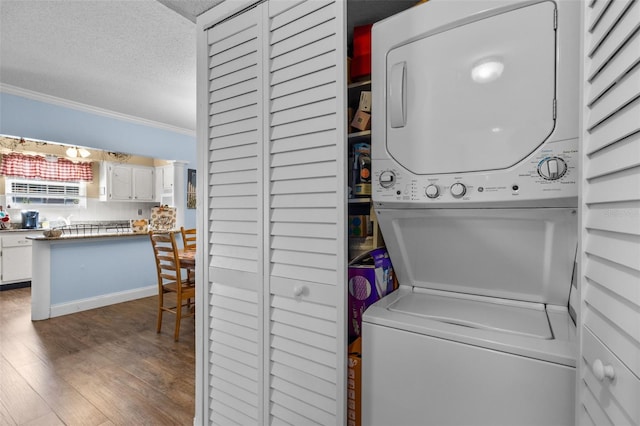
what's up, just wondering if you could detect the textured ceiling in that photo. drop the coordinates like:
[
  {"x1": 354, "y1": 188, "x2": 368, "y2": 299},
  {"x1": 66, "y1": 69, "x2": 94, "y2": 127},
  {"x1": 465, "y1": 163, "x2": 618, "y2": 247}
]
[
  {"x1": 0, "y1": 0, "x2": 414, "y2": 135},
  {"x1": 0, "y1": 0, "x2": 222, "y2": 134}
]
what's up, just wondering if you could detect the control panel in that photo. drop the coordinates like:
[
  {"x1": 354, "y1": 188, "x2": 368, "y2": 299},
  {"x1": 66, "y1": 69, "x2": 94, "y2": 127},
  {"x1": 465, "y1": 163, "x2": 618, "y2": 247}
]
[{"x1": 373, "y1": 138, "x2": 578, "y2": 205}]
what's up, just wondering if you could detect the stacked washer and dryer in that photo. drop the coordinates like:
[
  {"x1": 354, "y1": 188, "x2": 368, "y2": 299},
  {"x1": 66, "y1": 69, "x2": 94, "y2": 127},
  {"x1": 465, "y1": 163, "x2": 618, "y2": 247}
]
[{"x1": 363, "y1": 0, "x2": 580, "y2": 425}]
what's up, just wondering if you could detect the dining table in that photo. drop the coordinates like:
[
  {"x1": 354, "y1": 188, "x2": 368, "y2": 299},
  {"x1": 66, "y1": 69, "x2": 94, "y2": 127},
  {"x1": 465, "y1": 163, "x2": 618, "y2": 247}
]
[{"x1": 178, "y1": 249, "x2": 196, "y2": 269}]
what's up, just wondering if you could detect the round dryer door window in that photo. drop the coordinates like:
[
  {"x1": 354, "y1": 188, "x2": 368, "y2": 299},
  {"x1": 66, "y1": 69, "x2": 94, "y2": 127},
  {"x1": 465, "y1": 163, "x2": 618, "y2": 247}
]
[{"x1": 385, "y1": 2, "x2": 556, "y2": 175}]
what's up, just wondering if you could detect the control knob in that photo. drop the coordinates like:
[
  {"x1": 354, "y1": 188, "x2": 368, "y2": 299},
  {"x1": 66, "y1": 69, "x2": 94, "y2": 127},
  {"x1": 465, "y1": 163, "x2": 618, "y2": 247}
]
[
  {"x1": 425, "y1": 184, "x2": 439, "y2": 199},
  {"x1": 379, "y1": 171, "x2": 396, "y2": 188},
  {"x1": 450, "y1": 182, "x2": 466, "y2": 198},
  {"x1": 538, "y1": 157, "x2": 567, "y2": 180}
]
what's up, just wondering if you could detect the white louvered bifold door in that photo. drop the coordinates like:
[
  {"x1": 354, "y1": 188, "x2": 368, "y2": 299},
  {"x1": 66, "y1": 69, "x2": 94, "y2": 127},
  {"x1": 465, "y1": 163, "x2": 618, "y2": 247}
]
[
  {"x1": 205, "y1": 5, "x2": 265, "y2": 424},
  {"x1": 265, "y1": 1, "x2": 346, "y2": 424},
  {"x1": 579, "y1": 0, "x2": 640, "y2": 424}
]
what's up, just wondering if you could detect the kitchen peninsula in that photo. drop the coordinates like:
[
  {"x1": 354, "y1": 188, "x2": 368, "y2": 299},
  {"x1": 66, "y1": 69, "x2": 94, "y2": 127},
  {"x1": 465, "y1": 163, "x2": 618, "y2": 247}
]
[{"x1": 29, "y1": 231, "x2": 157, "y2": 320}]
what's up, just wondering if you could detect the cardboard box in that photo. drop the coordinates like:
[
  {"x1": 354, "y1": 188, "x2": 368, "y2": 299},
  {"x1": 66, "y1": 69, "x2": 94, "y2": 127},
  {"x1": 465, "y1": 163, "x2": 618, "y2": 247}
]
[
  {"x1": 150, "y1": 206, "x2": 176, "y2": 231},
  {"x1": 347, "y1": 337, "x2": 362, "y2": 426},
  {"x1": 353, "y1": 24, "x2": 373, "y2": 57},
  {"x1": 348, "y1": 247, "x2": 398, "y2": 342},
  {"x1": 351, "y1": 24, "x2": 373, "y2": 80},
  {"x1": 358, "y1": 91, "x2": 371, "y2": 112},
  {"x1": 130, "y1": 218, "x2": 149, "y2": 233},
  {"x1": 351, "y1": 110, "x2": 371, "y2": 131}
]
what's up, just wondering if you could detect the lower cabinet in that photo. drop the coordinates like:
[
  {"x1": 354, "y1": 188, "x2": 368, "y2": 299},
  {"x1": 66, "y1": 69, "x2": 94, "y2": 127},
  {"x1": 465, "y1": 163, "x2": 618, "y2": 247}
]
[{"x1": 1, "y1": 233, "x2": 38, "y2": 284}]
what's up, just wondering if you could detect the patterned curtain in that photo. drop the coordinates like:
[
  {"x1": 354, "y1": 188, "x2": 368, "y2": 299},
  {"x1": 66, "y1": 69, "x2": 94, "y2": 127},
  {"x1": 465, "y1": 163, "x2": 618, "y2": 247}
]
[{"x1": 0, "y1": 153, "x2": 93, "y2": 181}]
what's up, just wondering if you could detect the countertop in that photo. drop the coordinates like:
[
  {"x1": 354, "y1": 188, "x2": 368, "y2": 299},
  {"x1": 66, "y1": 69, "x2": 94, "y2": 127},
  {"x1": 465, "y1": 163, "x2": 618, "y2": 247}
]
[
  {"x1": 28, "y1": 231, "x2": 153, "y2": 241},
  {"x1": 0, "y1": 228, "x2": 46, "y2": 233}
]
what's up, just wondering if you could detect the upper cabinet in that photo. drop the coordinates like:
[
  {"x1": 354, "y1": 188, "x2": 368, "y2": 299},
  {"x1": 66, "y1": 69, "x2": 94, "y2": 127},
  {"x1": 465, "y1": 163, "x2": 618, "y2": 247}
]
[
  {"x1": 155, "y1": 164, "x2": 174, "y2": 205},
  {"x1": 99, "y1": 162, "x2": 155, "y2": 202}
]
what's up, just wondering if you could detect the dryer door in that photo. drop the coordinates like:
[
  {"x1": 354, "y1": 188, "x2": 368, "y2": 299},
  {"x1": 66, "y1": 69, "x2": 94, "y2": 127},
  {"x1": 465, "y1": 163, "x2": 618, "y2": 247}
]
[{"x1": 385, "y1": 1, "x2": 556, "y2": 175}]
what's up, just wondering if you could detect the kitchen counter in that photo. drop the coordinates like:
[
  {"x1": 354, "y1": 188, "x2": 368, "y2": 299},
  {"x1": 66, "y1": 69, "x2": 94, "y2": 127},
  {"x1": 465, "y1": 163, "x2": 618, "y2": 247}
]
[
  {"x1": 0, "y1": 228, "x2": 46, "y2": 233},
  {"x1": 28, "y1": 231, "x2": 151, "y2": 241},
  {"x1": 30, "y1": 231, "x2": 160, "y2": 320}
]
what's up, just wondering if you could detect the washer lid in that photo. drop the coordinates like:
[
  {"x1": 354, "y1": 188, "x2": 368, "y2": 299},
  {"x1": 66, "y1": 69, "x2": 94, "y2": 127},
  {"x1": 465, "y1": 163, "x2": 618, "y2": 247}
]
[
  {"x1": 376, "y1": 208, "x2": 578, "y2": 305},
  {"x1": 388, "y1": 289, "x2": 552, "y2": 339}
]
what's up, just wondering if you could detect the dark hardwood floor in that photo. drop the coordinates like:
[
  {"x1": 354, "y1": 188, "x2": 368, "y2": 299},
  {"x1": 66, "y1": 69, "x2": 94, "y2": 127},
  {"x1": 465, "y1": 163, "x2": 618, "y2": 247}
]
[{"x1": 0, "y1": 287, "x2": 195, "y2": 425}]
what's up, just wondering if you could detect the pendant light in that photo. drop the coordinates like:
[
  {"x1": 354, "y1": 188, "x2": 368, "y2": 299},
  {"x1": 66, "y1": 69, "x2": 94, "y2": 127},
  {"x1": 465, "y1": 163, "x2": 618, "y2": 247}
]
[{"x1": 66, "y1": 146, "x2": 91, "y2": 158}]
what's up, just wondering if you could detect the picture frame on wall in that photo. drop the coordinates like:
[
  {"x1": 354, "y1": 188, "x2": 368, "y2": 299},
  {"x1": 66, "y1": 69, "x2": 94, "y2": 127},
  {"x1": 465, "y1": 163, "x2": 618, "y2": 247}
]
[{"x1": 187, "y1": 169, "x2": 196, "y2": 209}]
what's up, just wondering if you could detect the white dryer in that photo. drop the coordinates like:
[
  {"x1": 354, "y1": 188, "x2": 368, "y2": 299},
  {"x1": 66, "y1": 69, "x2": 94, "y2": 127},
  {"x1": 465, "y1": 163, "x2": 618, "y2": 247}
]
[{"x1": 364, "y1": 0, "x2": 580, "y2": 425}]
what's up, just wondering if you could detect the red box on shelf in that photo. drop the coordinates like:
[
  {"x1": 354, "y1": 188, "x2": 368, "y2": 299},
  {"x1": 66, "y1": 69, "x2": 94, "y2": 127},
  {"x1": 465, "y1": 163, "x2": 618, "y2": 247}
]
[
  {"x1": 350, "y1": 54, "x2": 371, "y2": 80},
  {"x1": 353, "y1": 24, "x2": 373, "y2": 57},
  {"x1": 350, "y1": 24, "x2": 373, "y2": 80}
]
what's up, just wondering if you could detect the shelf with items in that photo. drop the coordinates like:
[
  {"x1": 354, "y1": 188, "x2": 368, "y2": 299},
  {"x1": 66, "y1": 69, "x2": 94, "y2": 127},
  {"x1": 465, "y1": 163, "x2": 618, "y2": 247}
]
[
  {"x1": 347, "y1": 72, "x2": 376, "y2": 260},
  {"x1": 347, "y1": 80, "x2": 372, "y2": 136},
  {"x1": 348, "y1": 204, "x2": 384, "y2": 261}
]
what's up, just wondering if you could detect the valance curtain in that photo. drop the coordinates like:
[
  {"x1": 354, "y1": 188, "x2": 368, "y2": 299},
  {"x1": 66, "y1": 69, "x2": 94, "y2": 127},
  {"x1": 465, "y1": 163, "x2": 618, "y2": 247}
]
[{"x1": 0, "y1": 153, "x2": 93, "y2": 181}]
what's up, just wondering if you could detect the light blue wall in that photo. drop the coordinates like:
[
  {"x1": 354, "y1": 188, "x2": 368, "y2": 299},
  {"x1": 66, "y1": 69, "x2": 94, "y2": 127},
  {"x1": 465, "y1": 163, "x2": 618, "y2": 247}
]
[
  {"x1": 49, "y1": 236, "x2": 156, "y2": 304},
  {"x1": 0, "y1": 92, "x2": 196, "y2": 228}
]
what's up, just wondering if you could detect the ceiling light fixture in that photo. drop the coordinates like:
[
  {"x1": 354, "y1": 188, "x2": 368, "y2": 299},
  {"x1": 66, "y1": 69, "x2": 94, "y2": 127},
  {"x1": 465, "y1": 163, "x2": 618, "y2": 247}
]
[{"x1": 66, "y1": 147, "x2": 91, "y2": 158}]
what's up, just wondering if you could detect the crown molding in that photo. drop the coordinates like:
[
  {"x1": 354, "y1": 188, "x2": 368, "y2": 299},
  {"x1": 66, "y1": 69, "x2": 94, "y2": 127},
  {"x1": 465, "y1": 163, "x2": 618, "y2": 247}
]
[{"x1": 0, "y1": 83, "x2": 195, "y2": 137}]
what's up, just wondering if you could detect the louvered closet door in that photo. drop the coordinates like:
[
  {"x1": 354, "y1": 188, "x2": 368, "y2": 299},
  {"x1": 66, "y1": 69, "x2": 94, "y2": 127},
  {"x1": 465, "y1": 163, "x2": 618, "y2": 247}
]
[
  {"x1": 265, "y1": 1, "x2": 346, "y2": 424},
  {"x1": 579, "y1": 0, "x2": 640, "y2": 424},
  {"x1": 205, "y1": 6, "x2": 264, "y2": 424}
]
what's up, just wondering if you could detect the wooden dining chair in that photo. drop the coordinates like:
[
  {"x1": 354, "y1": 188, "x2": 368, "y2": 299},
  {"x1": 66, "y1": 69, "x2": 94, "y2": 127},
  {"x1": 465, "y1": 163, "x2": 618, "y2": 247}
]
[
  {"x1": 149, "y1": 230, "x2": 195, "y2": 341},
  {"x1": 180, "y1": 226, "x2": 196, "y2": 250},
  {"x1": 180, "y1": 226, "x2": 197, "y2": 281}
]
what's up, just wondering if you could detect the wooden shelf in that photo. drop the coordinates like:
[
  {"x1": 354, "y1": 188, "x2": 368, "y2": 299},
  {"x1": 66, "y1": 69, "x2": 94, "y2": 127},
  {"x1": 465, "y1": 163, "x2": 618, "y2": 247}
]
[
  {"x1": 348, "y1": 197, "x2": 371, "y2": 204},
  {"x1": 348, "y1": 79, "x2": 371, "y2": 90},
  {"x1": 347, "y1": 130, "x2": 371, "y2": 143}
]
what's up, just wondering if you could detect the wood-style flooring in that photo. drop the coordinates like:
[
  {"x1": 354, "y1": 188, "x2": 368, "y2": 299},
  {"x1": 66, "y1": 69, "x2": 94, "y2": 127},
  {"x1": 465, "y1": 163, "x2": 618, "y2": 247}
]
[{"x1": 0, "y1": 287, "x2": 195, "y2": 425}]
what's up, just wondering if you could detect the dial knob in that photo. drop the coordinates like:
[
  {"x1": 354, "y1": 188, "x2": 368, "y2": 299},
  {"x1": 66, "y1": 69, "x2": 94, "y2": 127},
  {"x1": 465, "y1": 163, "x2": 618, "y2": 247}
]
[
  {"x1": 538, "y1": 157, "x2": 567, "y2": 180},
  {"x1": 450, "y1": 183, "x2": 466, "y2": 198},
  {"x1": 379, "y1": 171, "x2": 396, "y2": 188},
  {"x1": 425, "y1": 184, "x2": 439, "y2": 199}
]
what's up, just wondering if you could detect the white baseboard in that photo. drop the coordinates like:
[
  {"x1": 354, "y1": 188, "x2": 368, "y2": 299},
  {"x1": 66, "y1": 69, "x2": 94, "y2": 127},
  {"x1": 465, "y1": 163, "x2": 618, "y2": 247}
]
[{"x1": 49, "y1": 285, "x2": 156, "y2": 318}]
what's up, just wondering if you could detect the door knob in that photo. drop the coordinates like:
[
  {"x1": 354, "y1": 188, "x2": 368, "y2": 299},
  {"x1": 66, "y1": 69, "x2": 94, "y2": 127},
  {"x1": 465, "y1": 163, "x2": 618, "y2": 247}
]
[{"x1": 592, "y1": 358, "x2": 615, "y2": 382}]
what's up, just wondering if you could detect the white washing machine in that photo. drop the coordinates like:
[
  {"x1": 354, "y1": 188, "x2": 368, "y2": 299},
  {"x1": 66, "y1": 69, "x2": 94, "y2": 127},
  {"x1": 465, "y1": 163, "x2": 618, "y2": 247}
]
[{"x1": 364, "y1": 0, "x2": 580, "y2": 425}]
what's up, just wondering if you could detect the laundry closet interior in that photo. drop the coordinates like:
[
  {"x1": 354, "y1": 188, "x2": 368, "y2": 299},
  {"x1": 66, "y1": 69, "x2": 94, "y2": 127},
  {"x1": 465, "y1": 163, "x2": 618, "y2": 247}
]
[{"x1": 195, "y1": 1, "x2": 639, "y2": 425}]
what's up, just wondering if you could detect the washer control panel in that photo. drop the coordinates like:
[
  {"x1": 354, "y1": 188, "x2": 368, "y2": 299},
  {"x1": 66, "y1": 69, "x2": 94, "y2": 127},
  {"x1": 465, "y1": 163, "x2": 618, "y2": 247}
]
[{"x1": 374, "y1": 138, "x2": 578, "y2": 205}]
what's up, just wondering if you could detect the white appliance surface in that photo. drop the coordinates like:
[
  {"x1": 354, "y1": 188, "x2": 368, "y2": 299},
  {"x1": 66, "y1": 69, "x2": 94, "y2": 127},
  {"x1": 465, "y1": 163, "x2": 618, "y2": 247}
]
[
  {"x1": 387, "y1": 289, "x2": 552, "y2": 339},
  {"x1": 386, "y1": 2, "x2": 555, "y2": 175},
  {"x1": 362, "y1": 286, "x2": 576, "y2": 425},
  {"x1": 364, "y1": 0, "x2": 580, "y2": 424},
  {"x1": 376, "y1": 208, "x2": 578, "y2": 304},
  {"x1": 362, "y1": 304, "x2": 576, "y2": 426},
  {"x1": 372, "y1": 0, "x2": 580, "y2": 208}
]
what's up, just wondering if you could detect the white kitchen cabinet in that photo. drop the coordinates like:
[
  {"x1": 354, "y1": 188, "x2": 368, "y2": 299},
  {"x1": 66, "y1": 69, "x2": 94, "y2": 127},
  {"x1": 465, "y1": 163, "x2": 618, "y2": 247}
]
[
  {"x1": 160, "y1": 164, "x2": 173, "y2": 192},
  {"x1": 579, "y1": 1, "x2": 640, "y2": 424},
  {"x1": 132, "y1": 166, "x2": 154, "y2": 201},
  {"x1": 1, "y1": 233, "x2": 39, "y2": 284},
  {"x1": 100, "y1": 162, "x2": 155, "y2": 202},
  {"x1": 155, "y1": 164, "x2": 174, "y2": 205}
]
